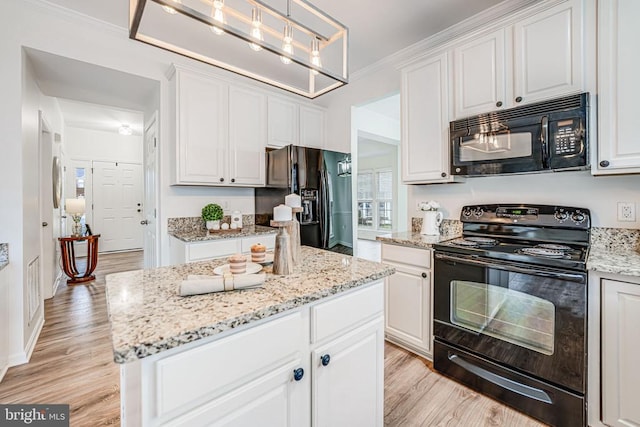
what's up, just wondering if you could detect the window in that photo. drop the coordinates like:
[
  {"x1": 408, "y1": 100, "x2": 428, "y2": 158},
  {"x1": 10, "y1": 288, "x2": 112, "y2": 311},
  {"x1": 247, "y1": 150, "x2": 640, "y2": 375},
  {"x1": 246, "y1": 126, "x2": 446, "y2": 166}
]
[{"x1": 358, "y1": 169, "x2": 393, "y2": 231}]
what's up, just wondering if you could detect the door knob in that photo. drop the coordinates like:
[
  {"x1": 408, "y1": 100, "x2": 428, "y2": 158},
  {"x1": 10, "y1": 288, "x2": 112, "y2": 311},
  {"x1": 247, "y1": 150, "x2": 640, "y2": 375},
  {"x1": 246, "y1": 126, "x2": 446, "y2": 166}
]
[
  {"x1": 140, "y1": 220, "x2": 149, "y2": 225},
  {"x1": 42, "y1": 222, "x2": 48, "y2": 227}
]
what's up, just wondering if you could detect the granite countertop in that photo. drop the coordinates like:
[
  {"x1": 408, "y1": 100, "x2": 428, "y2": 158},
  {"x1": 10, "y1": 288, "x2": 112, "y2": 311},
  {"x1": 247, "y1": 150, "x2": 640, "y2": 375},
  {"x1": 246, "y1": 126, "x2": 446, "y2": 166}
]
[
  {"x1": 376, "y1": 231, "x2": 461, "y2": 249},
  {"x1": 0, "y1": 243, "x2": 8, "y2": 271},
  {"x1": 105, "y1": 246, "x2": 395, "y2": 363},
  {"x1": 169, "y1": 225, "x2": 277, "y2": 243},
  {"x1": 587, "y1": 227, "x2": 640, "y2": 278}
]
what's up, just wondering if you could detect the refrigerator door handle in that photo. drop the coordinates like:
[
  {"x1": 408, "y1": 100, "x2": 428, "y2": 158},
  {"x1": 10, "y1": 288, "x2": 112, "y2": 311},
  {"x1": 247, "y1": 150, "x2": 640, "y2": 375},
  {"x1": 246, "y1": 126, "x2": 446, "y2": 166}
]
[{"x1": 319, "y1": 169, "x2": 330, "y2": 248}]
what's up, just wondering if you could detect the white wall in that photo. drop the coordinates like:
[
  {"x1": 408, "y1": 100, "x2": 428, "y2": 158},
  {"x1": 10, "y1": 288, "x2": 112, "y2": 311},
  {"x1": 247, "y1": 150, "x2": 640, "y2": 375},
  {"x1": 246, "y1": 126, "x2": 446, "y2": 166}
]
[
  {"x1": 409, "y1": 171, "x2": 640, "y2": 228},
  {"x1": 64, "y1": 127, "x2": 143, "y2": 163}
]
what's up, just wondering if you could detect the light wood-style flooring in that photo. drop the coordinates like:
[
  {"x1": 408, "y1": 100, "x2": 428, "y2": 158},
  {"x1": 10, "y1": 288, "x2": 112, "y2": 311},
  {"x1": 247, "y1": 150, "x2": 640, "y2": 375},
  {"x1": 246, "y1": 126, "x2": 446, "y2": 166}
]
[{"x1": 0, "y1": 251, "x2": 546, "y2": 426}]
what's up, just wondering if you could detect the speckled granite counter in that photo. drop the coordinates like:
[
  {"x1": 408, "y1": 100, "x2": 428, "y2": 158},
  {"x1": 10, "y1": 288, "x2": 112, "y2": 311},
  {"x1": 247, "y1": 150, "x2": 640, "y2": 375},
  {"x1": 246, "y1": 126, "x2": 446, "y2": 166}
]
[
  {"x1": 169, "y1": 225, "x2": 276, "y2": 243},
  {"x1": 106, "y1": 246, "x2": 395, "y2": 363},
  {"x1": 0, "y1": 243, "x2": 8, "y2": 271},
  {"x1": 587, "y1": 227, "x2": 640, "y2": 277},
  {"x1": 375, "y1": 219, "x2": 462, "y2": 249}
]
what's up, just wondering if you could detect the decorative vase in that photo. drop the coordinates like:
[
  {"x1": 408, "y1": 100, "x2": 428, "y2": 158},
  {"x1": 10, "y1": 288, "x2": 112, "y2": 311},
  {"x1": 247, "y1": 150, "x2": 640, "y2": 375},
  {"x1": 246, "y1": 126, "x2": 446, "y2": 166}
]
[
  {"x1": 206, "y1": 220, "x2": 221, "y2": 231},
  {"x1": 421, "y1": 211, "x2": 443, "y2": 235}
]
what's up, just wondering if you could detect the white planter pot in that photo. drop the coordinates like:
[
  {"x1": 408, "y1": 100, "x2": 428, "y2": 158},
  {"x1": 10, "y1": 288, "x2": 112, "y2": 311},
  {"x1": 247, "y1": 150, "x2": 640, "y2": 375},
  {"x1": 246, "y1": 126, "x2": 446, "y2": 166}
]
[{"x1": 206, "y1": 220, "x2": 221, "y2": 230}]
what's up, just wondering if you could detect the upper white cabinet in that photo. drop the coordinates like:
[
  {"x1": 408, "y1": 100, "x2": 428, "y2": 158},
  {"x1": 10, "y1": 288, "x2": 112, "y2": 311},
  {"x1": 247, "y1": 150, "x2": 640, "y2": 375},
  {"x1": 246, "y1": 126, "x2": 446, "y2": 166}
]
[
  {"x1": 595, "y1": 0, "x2": 640, "y2": 174},
  {"x1": 267, "y1": 96, "x2": 327, "y2": 149},
  {"x1": 169, "y1": 65, "x2": 266, "y2": 186},
  {"x1": 453, "y1": 29, "x2": 507, "y2": 119},
  {"x1": 401, "y1": 52, "x2": 459, "y2": 184},
  {"x1": 452, "y1": 0, "x2": 584, "y2": 119}
]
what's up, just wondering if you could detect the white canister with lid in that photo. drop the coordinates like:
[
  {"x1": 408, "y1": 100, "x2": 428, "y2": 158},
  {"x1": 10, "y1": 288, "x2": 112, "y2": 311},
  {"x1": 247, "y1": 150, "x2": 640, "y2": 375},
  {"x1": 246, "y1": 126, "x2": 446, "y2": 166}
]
[{"x1": 231, "y1": 210, "x2": 243, "y2": 229}]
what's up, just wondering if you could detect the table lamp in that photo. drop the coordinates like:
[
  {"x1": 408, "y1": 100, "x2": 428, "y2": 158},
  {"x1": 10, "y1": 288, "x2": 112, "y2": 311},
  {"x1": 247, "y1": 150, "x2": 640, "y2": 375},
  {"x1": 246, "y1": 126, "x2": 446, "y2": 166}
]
[{"x1": 66, "y1": 198, "x2": 85, "y2": 236}]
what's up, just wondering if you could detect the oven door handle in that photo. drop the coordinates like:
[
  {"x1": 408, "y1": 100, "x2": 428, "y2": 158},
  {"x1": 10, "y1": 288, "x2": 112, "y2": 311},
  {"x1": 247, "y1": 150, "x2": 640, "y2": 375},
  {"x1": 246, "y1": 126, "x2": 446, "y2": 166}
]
[{"x1": 435, "y1": 253, "x2": 585, "y2": 283}]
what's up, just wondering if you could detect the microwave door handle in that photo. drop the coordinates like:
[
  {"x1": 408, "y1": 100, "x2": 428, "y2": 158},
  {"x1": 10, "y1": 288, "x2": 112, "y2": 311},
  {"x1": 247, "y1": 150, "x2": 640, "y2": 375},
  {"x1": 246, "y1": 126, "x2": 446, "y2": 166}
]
[{"x1": 541, "y1": 116, "x2": 549, "y2": 168}]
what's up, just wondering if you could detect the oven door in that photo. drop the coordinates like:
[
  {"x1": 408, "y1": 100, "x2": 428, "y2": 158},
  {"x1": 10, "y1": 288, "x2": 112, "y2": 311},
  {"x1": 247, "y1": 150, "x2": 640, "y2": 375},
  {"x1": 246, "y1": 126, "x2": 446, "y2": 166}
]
[
  {"x1": 451, "y1": 117, "x2": 545, "y2": 176},
  {"x1": 433, "y1": 251, "x2": 586, "y2": 393}
]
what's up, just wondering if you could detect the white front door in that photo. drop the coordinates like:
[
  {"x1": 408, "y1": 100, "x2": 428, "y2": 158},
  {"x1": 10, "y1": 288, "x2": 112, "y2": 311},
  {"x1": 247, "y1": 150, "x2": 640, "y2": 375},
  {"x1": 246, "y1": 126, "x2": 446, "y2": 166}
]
[
  {"x1": 143, "y1": 113, "x2": 158, "y2": 268},
  {"x1": 92, "y1": 161, "x2": 143, "y2": 252}
]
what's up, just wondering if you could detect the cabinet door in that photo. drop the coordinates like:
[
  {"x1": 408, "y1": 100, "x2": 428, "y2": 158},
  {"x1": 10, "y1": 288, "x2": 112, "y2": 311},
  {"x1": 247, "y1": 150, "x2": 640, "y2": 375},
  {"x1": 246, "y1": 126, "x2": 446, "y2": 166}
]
[
  {"x1": 168, "y1": 360, "x2": 309, "y2": 427},
  {"x1": 453, "y1": 29, "x2": 506, "y2": 119},
  {"x1": 596, "y1": 0, "x2": 640, "y2": 173},
  {"x1": 312, "y1": 318, "x2": 384, "y2": 427},
  {"x1": 385, "y1": 264, "x2": 431, "y2": 357},
  {"x1": 176, "y1": 71, "x2": 227, "y2": 184},
  {"x1": 229, "y1": 86, "x2": 266, "y2": 186},
  {"x1": 268, "y1": 97, "x2": 298, "y2": 148},
  {"x1": 513, "y1": 1, "x2": 583, "y2": 105},
  {"x1": 602, "y1": 279, "x2": 640, "y2": 427},
  {"x1": 299, "y1": 105, "x2": 325, "y2": 149},
  {"x1": 0, "y1": 267, "x2": 8, "y2": 381},
  {"x1": 401, "y1": 53, "x2": 452, "y2": 183}
]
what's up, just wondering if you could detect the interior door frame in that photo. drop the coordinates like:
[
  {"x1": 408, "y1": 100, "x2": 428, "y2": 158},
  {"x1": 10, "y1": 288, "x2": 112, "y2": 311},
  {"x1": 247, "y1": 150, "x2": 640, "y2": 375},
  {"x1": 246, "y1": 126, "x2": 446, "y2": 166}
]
[
  {"x1": 38, "y1": 111, "x2": 55, "y2": 300},
  {"x1": 143, "y1": 111, "x2": 160, "y2": 268}
]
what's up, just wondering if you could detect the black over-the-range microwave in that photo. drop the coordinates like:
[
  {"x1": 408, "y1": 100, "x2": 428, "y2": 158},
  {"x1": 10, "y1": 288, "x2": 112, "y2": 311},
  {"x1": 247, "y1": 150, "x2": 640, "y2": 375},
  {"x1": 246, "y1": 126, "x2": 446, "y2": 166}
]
[{"x1": 449, "y1": 93, "x2": 589, "y2": 176}]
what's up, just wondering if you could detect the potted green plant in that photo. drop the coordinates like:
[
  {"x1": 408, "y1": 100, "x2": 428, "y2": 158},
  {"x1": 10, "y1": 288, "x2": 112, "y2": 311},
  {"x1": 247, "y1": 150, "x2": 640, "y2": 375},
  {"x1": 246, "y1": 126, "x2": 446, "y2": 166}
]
[{"x1": 202, "y1": 203, "x2": 224, "y2": 230}]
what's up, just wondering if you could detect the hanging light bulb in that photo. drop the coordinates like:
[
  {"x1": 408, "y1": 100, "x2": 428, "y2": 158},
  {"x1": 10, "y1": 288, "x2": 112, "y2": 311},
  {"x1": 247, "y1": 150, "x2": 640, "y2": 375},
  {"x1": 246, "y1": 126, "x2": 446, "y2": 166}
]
[
  {"x1": 210, "y1": 0, "x2": 225, "y2": 35},
  {"x1": 280, "y1": 24, "x2": 294, "y2": 64},
  {"x1": 249, "y1": 8, "x2": 263, "y2": 52},
  {"x1": 310, "y1": 38, "x2": 322, "y2": 75},
  {"x1": 161, "y1": 0, "x2": 181, "y2": 15}
]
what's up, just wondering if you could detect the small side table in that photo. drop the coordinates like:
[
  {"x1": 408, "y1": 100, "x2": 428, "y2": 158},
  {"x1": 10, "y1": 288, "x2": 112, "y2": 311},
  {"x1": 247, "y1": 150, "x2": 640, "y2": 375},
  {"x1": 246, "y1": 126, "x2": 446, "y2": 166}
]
[{"x1": 58, "y1": 234, "x2": 100, "y2": 284}]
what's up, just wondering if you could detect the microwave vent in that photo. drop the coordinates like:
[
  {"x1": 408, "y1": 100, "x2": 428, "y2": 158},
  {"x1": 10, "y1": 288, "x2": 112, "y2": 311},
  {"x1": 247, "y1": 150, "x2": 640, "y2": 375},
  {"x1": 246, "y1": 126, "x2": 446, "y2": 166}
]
[{"x1": 451, "y1": 93, "x2": 588, "y2": 132}]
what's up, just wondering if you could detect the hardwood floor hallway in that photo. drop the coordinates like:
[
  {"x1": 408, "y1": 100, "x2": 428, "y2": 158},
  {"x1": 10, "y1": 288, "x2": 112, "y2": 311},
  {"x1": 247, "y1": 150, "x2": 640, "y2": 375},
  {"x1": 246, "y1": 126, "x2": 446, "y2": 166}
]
[{"x1": 0, "y1": 250, "x2": 546, "y2": 426}]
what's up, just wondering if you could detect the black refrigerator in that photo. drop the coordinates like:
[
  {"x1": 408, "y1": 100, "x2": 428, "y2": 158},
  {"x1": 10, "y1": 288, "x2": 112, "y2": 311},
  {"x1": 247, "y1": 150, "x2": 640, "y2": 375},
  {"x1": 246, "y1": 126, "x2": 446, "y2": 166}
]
[{"x1": 255, "y1": 145, "x2": 352, "y2": 251}]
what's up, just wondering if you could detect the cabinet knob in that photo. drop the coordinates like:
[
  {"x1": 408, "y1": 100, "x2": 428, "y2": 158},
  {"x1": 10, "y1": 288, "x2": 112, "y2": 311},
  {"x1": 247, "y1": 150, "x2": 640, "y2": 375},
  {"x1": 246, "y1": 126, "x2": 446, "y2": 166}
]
[
  {"x1": 42, "y1": 222, "x2": 48, "y2": 227},
  {"x1": 599, "y1": 160, "x2": 610, "y2": 168},
  {"x1": 219, "y1": 177, "x2": 225, "y2": 182},
  {"x1": 441, "y1": 172, "x2": 447, "y2": 178},
  {"x1": 137, "y1": 209, "x2": 142, "y2": 213},
  {"x1": 231, "y1": 178, "x2": 235, "y2": 183},
  {"x1": 515, "y1": 96, "x2": 523, "y2": 103},
  {"x1": 421, "y1": 272, "x2": 427, "y2": 278},
  {"x1": 321, "y1": 354, "x2": 331, "y2": 366},
  {"x1": 496, "y1": 101, "x2": 503, "y2": 107},
  {"x1": 140, "y1": 220, "x2": 149, "y2": 225},
  {"x1": 293, "y1": 367, "x2": 304, "y2": 381}
]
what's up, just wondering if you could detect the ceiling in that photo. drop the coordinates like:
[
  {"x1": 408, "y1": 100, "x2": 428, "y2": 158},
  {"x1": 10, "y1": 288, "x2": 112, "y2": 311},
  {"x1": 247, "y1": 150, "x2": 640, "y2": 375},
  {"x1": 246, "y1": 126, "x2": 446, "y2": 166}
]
[
  {"x1": 57, "y1": 99, "x2": 145, "y2": 136},
  {"x1": 43, "y1": 0, "x2": 506, "y2": 73}
]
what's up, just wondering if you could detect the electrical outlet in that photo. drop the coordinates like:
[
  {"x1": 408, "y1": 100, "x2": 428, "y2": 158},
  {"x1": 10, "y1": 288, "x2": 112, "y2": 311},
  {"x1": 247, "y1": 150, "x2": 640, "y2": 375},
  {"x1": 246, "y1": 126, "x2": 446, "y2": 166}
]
[{"x1": 617, "y1": 202, "x2": 636, "y2": 222}]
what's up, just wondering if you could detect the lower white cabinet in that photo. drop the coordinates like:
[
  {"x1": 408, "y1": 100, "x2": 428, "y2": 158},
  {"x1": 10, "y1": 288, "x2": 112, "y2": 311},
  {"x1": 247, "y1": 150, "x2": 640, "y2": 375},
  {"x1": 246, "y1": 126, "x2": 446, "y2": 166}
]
[
  {"x1": 0, "y1": 266, "x2": 9, "y2": 382},
  {"x1": 169, "y1": 234, "x2": 276, "y2": 264},
  {"x1": 382, "y1": 243, "x2": 433, "y2": 359},
  {"x1": 121, "y1": 281, "x2": 384, "y2": 426},
  {"x1": 601, "y1": 278, "x2": 640, "y2": 427}
]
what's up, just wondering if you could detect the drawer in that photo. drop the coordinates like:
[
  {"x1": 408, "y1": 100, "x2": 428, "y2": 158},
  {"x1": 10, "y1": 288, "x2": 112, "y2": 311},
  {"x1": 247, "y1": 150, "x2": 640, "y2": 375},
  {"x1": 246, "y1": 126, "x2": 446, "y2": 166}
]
[
  {"x1": 311, "y1": 281, "x2": 383, "y2": 344},
  {"x1": 382, "y1": 243, "x2": 431, "y2": 268},
  {"x1": 154, "y1": 311, "x2": 304, "y2": 418},
  {"x1": 187, "y1": 239, "x2": 239, "y2": 262},
  {"x1": 241, "y1": 234, "x2": 276, "y2": 253}
]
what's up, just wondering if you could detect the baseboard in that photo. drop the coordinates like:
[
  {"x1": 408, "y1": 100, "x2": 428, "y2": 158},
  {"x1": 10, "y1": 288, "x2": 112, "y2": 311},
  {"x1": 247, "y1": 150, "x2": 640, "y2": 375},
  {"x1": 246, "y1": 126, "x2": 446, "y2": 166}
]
[
  {"x1": 8, "y1": 315, "x2": 44, "y2": 367},
  {"x1": 337, "y1": 240, "x2": 352, "y2": 248},
  {"x1": 0, "y1": 365, "x2": 8, "y2": 383}
]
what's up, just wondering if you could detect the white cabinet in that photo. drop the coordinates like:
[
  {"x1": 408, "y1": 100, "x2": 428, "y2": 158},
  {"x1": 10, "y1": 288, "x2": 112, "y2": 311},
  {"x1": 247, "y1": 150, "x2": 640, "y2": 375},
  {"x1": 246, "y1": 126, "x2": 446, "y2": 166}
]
[
  {"x1": 452, "y1": 0, "x2": 584, "y2": 119},
  {"x1": 381, "y1": 244, "x2": 433, "y2": 359},
  {"x1": 121, "y1": 281, "x2": 384, "y2": 427},
  {"x1": 169, "y1": 234, "x2": 276, "y2": 264},
  {"x1": 453, "y1": 29, "x2": 506, "y2": 118},
  {"x1": 596, "y1": 0, "x2": 640, "y2": 174},
  {"x1": 312, "y1": 320, "x2": 384, "y2": 427},
  {"x1": 601, "y1": 278, "x2": 640, "y2": 427},
  {"x1": 169, "y1": 65, "x2": 266, "y2": 186},
  {"x1": 267, "y1": 96, "x2": 326, "y2": 149},
  {"x1": 401, "y1": 52, "x2": 459, "y2": 184}
]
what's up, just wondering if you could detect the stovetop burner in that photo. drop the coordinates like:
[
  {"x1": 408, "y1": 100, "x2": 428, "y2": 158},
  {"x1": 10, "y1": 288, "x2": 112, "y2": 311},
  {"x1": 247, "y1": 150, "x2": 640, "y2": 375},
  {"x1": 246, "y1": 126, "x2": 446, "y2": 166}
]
[{"x1": 433, "y1": 204, "x2": 591, "y2": 271}]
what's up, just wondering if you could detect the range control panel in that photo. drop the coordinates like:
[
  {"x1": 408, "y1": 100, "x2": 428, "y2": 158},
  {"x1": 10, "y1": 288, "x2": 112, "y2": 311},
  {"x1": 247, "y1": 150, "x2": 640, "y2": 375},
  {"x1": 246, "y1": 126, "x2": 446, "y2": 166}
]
[{"x1": 460, "y1": 204, "x2": 590, "y2": 229}]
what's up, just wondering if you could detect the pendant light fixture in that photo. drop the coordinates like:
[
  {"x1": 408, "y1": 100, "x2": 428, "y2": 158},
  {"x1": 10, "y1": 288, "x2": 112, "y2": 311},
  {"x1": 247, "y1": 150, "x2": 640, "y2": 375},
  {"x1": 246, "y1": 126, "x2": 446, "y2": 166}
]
[{"x1": 129, "y1": 0, "x2": 348, "y2": 99}]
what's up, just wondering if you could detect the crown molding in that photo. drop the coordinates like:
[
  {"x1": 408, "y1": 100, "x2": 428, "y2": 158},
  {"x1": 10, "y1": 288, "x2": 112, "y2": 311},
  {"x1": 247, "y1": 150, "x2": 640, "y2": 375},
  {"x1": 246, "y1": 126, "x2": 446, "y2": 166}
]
[
  {"x1": 351, "y1": 0, "x2": 542, "y2": 81},
  {"x1": 20, "y1": 0, "x2": 128, "y2": 36}
]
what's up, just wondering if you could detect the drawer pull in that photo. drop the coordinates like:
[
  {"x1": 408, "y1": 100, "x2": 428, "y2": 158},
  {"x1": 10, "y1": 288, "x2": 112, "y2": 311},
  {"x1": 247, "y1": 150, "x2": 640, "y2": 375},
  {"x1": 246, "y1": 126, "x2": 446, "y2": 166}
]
[
  {"x1": 293, "y1": 367, "x2": 304, "y2": 381},
  {"x1": 321, "y1": 354, "x2": 331, "y2": 366}
]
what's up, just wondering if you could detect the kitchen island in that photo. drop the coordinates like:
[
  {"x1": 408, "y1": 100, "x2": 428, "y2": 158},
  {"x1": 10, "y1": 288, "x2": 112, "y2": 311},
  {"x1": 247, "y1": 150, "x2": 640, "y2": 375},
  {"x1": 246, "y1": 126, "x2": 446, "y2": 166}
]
[{"x1": 106, "y1": 246, "x2": 394, "y2": 426}]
